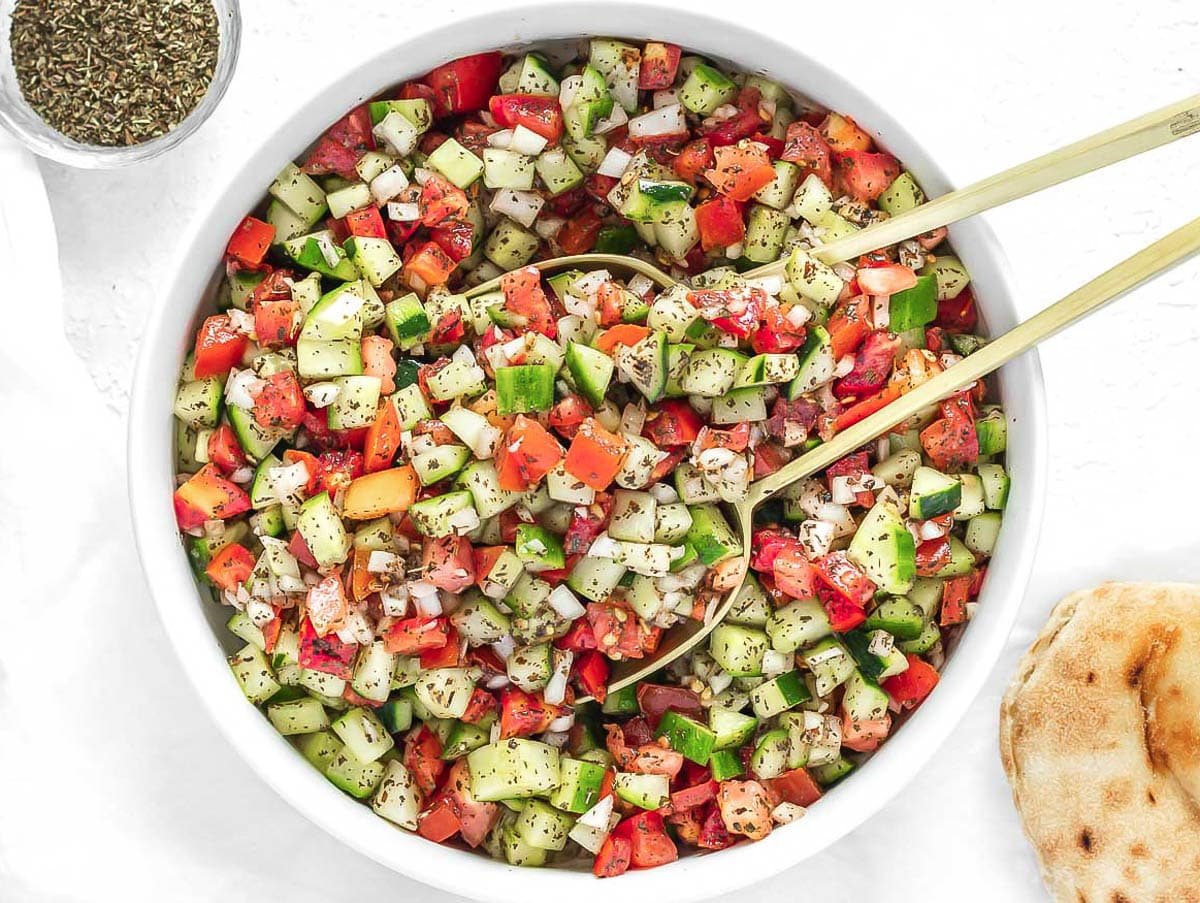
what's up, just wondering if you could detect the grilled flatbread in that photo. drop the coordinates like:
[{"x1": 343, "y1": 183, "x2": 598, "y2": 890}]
[{"x1": 999, "y1": 582, "x2": 1200, "y2": 902}]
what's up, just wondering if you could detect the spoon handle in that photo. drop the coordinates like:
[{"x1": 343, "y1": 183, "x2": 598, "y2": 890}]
[
  {"x1": 747, "y1": 94, "x2": 1200, "y2": 278},
  {"x1": 748, "y1": 214, "x2": 1200, "y2": 507}
]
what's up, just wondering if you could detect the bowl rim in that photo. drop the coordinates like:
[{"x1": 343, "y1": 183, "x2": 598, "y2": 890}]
[{"x1": 128, "y1": 4, "x2": 1046, "y2": 900}]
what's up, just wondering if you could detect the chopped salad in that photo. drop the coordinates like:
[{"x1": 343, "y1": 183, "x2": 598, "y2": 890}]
[{"x1": 172, "y1": 37, "x2": 1010, "y2": 876}]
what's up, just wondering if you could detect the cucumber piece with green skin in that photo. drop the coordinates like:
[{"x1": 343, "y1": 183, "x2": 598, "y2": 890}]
[
  {"x1": 483, "y1": 218, "x2": 541, "y2": 269},
  {"x1": 516, "y1": 53, "x2": 560, "y2": 96},
  {"x1": 865, "y1": 596, "x2": 926, "y2": 641},
  {"x1": 653, "y1": 503, "x2": 693, "y2": 545},
  {"x1": 391, "y1": 383, "x2": 431, "y2": 430},
  {"x1": 750, "y1": 728, "x2": 791, "y2": 780},
  {"x1": 743, "y1": 204, "x2": 790, "y2": 262},
  {"x1": 753, "y1": 162, "x2": 802, "y2": 213},
  {"x1": 620, "y1": 179, "x2": 694, "y2": 223},
  {"x1": 685, "y1": 505, "x2": 742, "y2": 566},
  {"x1": 600, "y1": 683, "x2": 639, "y2": 715},
  {"x1": 549, "y1": 758, "x2": 606, "y2": 813},
  {"x1": 267, "y1": 201, "x2": 317, "y2": 249},
  {"x1": 767, "y1": 598, "x2": 833, "y2": 652},
  {"x1": 565, "y1": 341, "x2": 614, "y2": 408},
  {"x1": 302, "y1": 282, "x2": 367, "y2": 342},
  {"x1": 174, "y1": 378, "x2": 223, "y2": 428},
  {"x1": 332, "y1": 707, "x2": 395, "y2": 764},
  {"x1": 296, "y1": 338, "x2": 363, "y2": 380},
  {"x1": 679, "y1": 347, "x2": 746, "y2": 397},
  {"x1": 229, "y1": 644, "x2": 280, "y2": 704},
  {"x1": 709, "y1": 706, "x2": 758, "y2": 750},
  {"x1": 793, "y1": 172, "x2": 833, "y2": 224},
  {"x1": 267, "y1": 697, "x2": 330, "y2": 736},
  {"x1": 412, "y1": 445, "x2": 471, "y2": 486},
  {"x1": 377, "y1": 698, "x2": 413, "y2": 734},
  {"x1": 451, "y1": 594, "x2": 513, "y2": 643},
  {"x1": 888, "y1": 274, "x2": 938, "y2": 332},
  {"x1": 368, "y1": 97, "x2": 432, "y2": 130},
  {"x1": 270, "y1": 162, "x2": 328, "y2": 226},
  {"x1": 976, "y1": 409, "x2": 1008, "y2": 454},
  {"x1": 842, "y1": 669, "x2": 890, "y2": 723},
  {"x1": 710, "y1": 387, "x2": 768, "y2": 425},
  {"x1": 613, "y1": 772, "x2": 670, "y2": 810},
  {"x1": 384, "y1": 292, "x2": 431, "y2": 349},
  {"x1": 505, "y1": 571, "x2": 553, "y2": 618},
  {"x1": 516, "y1": 799, "x2": 575, "y2": 852},
  {"x1": 978, "y1": 463, "x2": 1010, "y2": 510},
  {"x1": 501, "y1": 824, "x2": 548, "y2": 867},
  {"x1": 726, "y1": 574, "x2": 771, "y2": 627},
  {"x1": 787, "y1": 325, "x2": 835, "y2": 398},
  {"x1": 847, "y1": 500, "x2": 916, "y2": 595},
  {"x1": 227, "y1": 404, "x2": 285, "y2": 463},
  {"x1": 325, "y1": 748, "x2": 386, "y2": 799},
  {"x1": 495, "y1": 363, "x2": 557, "y2": 415},
  {"x1": 966, "y1": 511, "x2": 1002, "y2": 555},
  {"x1": 750, "y1": 670, "x2": 812, "y2": 719},
  {"x1": 534, "y1": 147, "x2": 585, "y2": 197},
  {"x1": 708, "y1": 747, "x2": 745, "y2": 781},
  {"x1": 664, "y1": 343, "x2": 694, "y2": 397},
  {"x1": 909, "y1": 466, "x2": 963, "y2": 519},
  {"x1": 567, "y1": 556, "x2": 626, "y2": 602},
  {"x1": 616, "y1": 329, "x2": 668, "y2": 403},
  {"x1": 326, "y1": 182, "x2": 372, "y2": 220},
  {"x1": 934, "y1": 536, "x2": 977, "y2": 578},
  {"x1": 457, "y1": 460, "x2": 520, "y2": 519},
  {"x1": 801, "y1": 637, "x2": 856, "y2": 696},
  {"x1": 710, "y1": 624, "x2": 769, "y2": 677},
  {"x1": 370, "y1": 760, "x2": 422, "y2": 830},
  {"x1": 655, "y1": 710, "x2": 717, "y2": 765},
  {"x1": 441, "y1": 721, "x2": 491, "y2": 760},
  {"x1": 839, "y1": 629, "x2": 887, "y2": 681},
  {"x1": 297, "y1": 730, "x2": 343, "y2": 771},
  {"x1": 921, "y1": 255, "x2": 971, "y2": 301},
  {"x1": 679, "y1": 63, "x2": 737, "y2": 115},
  {"x1": 897, "y1": 619, "x2": 941, "y2": 655},
  {"x1": 408, "y1": 490, "x2": 476, "y2": 538},
  {"x1": 297, "y1": 492, "x2": 351, "y2": 568},
  {"x1": 593, "y1": 224, "x2": 639, "y2": 254},
  {"x1": 953, "y1": 473, "x2": 987, "y2": 521},
  {"x1": 514, "y1": 524, "x2": 566, "y2": 572},
  {"x1": 326, "y1": 375, "x2": 382, "y2": 430},
  {"x1": 564, "y1": 65, "x2": 614, "y2": 141},
  {"x1": 950, "y1": 333, "x2": 987, "y2": 356},
  {"x1": 468, "y1": 739, "x2": 561, "y2": 801},
  {"x1": 877, "y1": 171, "x2": 926, "y2": 216},
  {"x1": 737, "y1": 353, "x2": 802, "y2": 388},
  {"x1": 282, "y1": 231, "x2": 360, "y2": 281}
]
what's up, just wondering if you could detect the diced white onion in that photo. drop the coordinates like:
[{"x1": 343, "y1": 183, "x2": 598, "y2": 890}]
[
  {"x1": 746, "y1": 275, "x2": 785, "y2": 297},
  {"x1": 652, "y1": 89, "x2": 679, "y2": 109},
  {"x1": 725, "y1": 242, "x2": 744, "y2": 259},
  {"x1": 772, "y1": 802, "x2": 806, "y2": 825},
  {"x1": 230, "y1": 465, "x2": 254, "y2": 485},
  {"x1": 648, "y1": 482, "x2": 679, "y2": 504},
  {"x1": 830, "y1": 475, "x2": 856, "y2": 505},
  {"x1": 225, "y1": 368, "x2": 263, "y2": 410},
  {"x1": 387, "y1": 201, "x2": 421, "y2": 222},
  {"x1": 370, "y1": 165, "x2": 410, "y2": 204},
  {"x1": 380, "y1": 585, "x2": 409, "y2": 617},
  {"x1": 620, "y1": 403, "x2": 646, "y2": 438},
  {"x1": 833, "y1": 354, "x2": 855, "y2": 378},
  {"x1": 597, "y1": 145, "x2": 633, "y2": 179},
  {"x1": 762, "y1": 649, "x2": 792, "y2": 677},
  {"x1": 548, "y1": 585, "x2": 586, "y2": 620},
  {"x1": 368, "y1": 550, "x2": 401, "y2": 574},
  {"x1": 872, "y1": 295, "x2": 891, "y2": 330},
  {"x1": 543, "y1": 651, "x2": 574, "y2": 705},
  {"x1": 410, "y1": 581, "x2": 442, "y2": 617},
  {"x1": 786, "y1": 305, "x2": 812, "y2": 329},
  {"x1": 510, "y1": 124, "x2": 549, "y2": 155},
  {"x1": 588, "y1": 534, "x2": 621, "y2": 559},
  {"x1": 315, "y1": 233, "x2": 341, "y2": 269},
  {"x1": 534, "y1": 215, "x2": 565, "y2": 240},
  {"x1": 797, "y1": 519, "x2": 836, "y2": 558},
  {"x1": 577, "y1": 794, "x2": 615, "y2": 830},
  {"x1": 627, "y1": 274, "x2": 655, "y2": 298},
  {"x1": 487, "y1": 128, "x2": 514, "y2": 149},
  {"x1": 227, "y1": 308, "x2": 255, "y2": 335},
  {"x1": 412, "y1": 167, "x2": 435, "y2": 186},
  {"x1": 303, "y1": 381, "x2": 340, "y2": 408},
  {"x1": 708, "y1": 669, "x2": 733, "y2": 695},
  {"x1": 491, "y1": 635, "x2": 516, "y2": 661},
  {"x1": 627, "y1": 103, "x2": 687, "y2": 140},
  {"x1": 558, "y1": 75, "x2": 584, "y2": 111},
  {"x1": 489, "y1": 188, "x2": 544, "y2": 228},
  {"x1": 372, "y1": 111, "x2": 419, "y2": 157},
  {"x1": 592, "y1": 104, "x2": 628, "y2": 135}
]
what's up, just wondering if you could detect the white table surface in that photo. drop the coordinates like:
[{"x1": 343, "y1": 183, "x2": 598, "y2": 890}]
[{"x1": 3, "y1": 1, "x2": 1199, "y2": 899}]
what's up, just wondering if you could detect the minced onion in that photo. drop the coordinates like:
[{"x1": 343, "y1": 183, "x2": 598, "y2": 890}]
[
  {"x1": 548, "y1": 585, "x2": 586, "y2": 620},
  {"x1": 303, "y1": 381, "x2": 340, "y2": 408},
  {"x1": 534, "y1": 214, "x2": 565, "y2": 240},
  {"x1": 487, "y1": 128, "x2": 514, "y2": 149},
  {"x1": 652, "y1": 89, "x2": 679, "y2": 109},
  {"x1": 628, "y1": 103, "x2": 687, "y2": 139},
  {"x1": 225, "y1": 368, "x2": 263, "y2": 410},
  {"x1": 489, "y1": 188, "x2": 544, "y2": 228},
  {"x1": 370, "y1": 164, "x2": 409, "y2": 204},
  {"x1": 597, "y1": 145, "x2": 633, "y2": 178},
  {"x1": 510, "y1": 124, "x2": 548, "y2": 155},
  {"x1": 387, "y1": 201, "x2": 421, "y2": 222}
]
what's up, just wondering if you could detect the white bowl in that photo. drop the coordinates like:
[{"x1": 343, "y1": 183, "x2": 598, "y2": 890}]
[{"x1": 128, "y1": 4, "x2": 1046, "y2": 900}]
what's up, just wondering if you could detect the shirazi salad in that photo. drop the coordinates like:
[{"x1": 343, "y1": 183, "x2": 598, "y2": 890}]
[{"x1": 172, "y1": 36, "x2": 1012, "y2": 876}]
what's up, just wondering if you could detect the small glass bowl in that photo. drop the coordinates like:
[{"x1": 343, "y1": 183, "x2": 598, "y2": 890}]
[{"x1": 0, "y1": 0, "x2": 241, "y2": 168}]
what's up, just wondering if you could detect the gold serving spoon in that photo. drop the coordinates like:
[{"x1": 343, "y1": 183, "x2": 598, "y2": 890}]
[
  {"x1": 465, "y1": 94, "x2": 1200, "y2": 300},
  {"x1": 463, "y1": 94, "x2": 1200, "y2": 700}
]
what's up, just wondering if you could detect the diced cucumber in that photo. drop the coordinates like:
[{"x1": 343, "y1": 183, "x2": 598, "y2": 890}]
[
  {"x1": 609, "y1": 490, "x2": 658, "y2": 544},
  {"x1": 496, "y1": 363, "x2": 556, "y2": 414},
  {"x1": 679, "y1": 347, "x2": 744, "y2": 397},
  {"x1": 615, "y1": 329, "x2": 668, "y2": 402},
  {"x1": 711, "y1": 387, "x2": 768, "y2": 424},
  {"x1": 370, "y1": 760, "x2": 421, "y2": 829},
  {"x1": 296, "y1": 338, "x2": 363, "y2": 379},
  {"x1": 325, "y1": 747, "x2": 386, "y2": 798},
  {"x1": 750, "y1": 670, "x2": 811, "y2": 719},
  {"x1": 516, "y1": 799, "x2": 575, "y2": 852},
  {"x1": 709, "y1": 624, "x2": 768, "y2": 677},
  {"x1": 614, "y1": 772, "x2": 670, "y2": 810},
  {"x1": 451, "y1": 594, "x2": 513, "y2": 644},
  {"x1": 368, "y1": 98, "x2": 433, "y2": 130},
  {"x1": 864, "y1": 596, "x2": 926, "y2": 641},
  {"x1": 484, "y1": 218, "x2": 540, "y2": 270},
  {"x1": 229, "y1": 644, "x2": 281, "y2": 704},
  {"x1": 412, "y1": 444, "x2": 471, "y2": 486},
  {"x1": 515, "y1": 53, "x2": 560, "y2": 96},
  {"x1": 457, "y1": 460, "x2": 520, "y2": 519},
  {"x1": 754, "y1": 161, "x2": 802, "y2": 212},
  {"x1": 679, "y1": 63, "x2": 737, "y2": 115},
  {"x1": 351, "y1": 640, "x2": 397, "y2": 703},
  {"x1": 268, "y1": 697, "x2": 330, "y2": 736},
  {"x1": 873, "y1": 449, "x2": 922, "y2": 489},
  {"x1": 282, "y1": 231, "x2": 360, "y2": 281},
  {"x1": 750, "y1": 729, "x2": 790, "y2": 780},
  {"x1": 483, "y1": 148, "x2": 536, "y2": 190},
  {"x1": 793, "y1": 172, "x2": 833, "y2": 223},
  {"x1": 535, "y1": 147, "x2": 585, "y2": 197},
  {"x1": 442, "y1": 721, "x2": 491, "y2": 760},
  {"x1": 345, "y1": 236, "x2": 402, "y2": 288},
  {"x1": 515, "y1": 525, "x2": 565, "y2": 572},
  {"x1": 727, "y1": 575, "x2": 771, "y2": 627},
  {"x1": 921, "y1": 255, "x2": 971, "y2": 301},
  {"x1": 709, "y1": 706, "x2": 758, "y2": 750},
  {"x1": 674, "y1": 463, "x2": 720, "y2": 504},
  {"x1": 425, "y1": 357, "x2": 487, "y2": 402},
  {"x1": 332, "y1": 707, "x2": 395, "y2": 764},
  {"x1": 549, "y1": 758, "x2": 606, "y2": 814},
  {"x1": 788, "y1": 325, "x2": 835, "y2": 397},
  {"x1": 965, "y1": 511, "x2": 1002, "y2": 555},
  {"x1": 877, "y1": 171, "x2": 926, "y2": 216},
  {"x1": 976, "y1": 409, "x2": 1008, "y2": 455},
  {"x1": 228, "y1": 404, "x2": 285, "y2": 463},
  {"x1": 565, "y1": 341, "x2": 614, "y2": 408},
  {"x1": 786, "y1": 248, "x2": 843, "y2": 307},
  {"x1": 468, "y1": 739, "x2": 561, "y2": 801},
  {"x1": 297, "y1": 730, "x2": 343, "y2": 771},
  {"x1": 653, "y1": 503, "x2": 693, "y2": 544},
  {"x1": 888, "y1": 274, "x2": 938, "y2": 332},
  {"x1": 414, "y1": 667, "x2": 477, "y2": 719},
  {"x1": 953, "y1": 473, "x2": 987, "y2": 521},
  {"x1": 978, "y1": 463, "x2": 1010, "y2": 510},
  {"x1": 426, "y1": 137, "x2": 484, "y2": 188},
  {"x1": 392, "y1": 383, "x2": 431, "y2": 430},
  {"x1": 685, "y1": 504, "x2": 742, "y2": 566},
  {"x1": 326, "y1": 375, "x2": 382, "y2": 430},
  {"x1": 909, "y1": 466, "x2": 963, "y2": 519},
  {"x1": 173, "y1": 378, "x2": 223, "y2": 428},
  {"x1": 801, "y1": 637, "x2": 856, "y2": 696},
  {"x1": 567, "y1": 556, "x2": 627, "y2": 602},
  {"x1": 709, "y1": 747, "x2": 745, "y2": 781},
  {"x1": 270, "y1": 162, "x2": 328, "y2": 226},
  {"x1": 847, "y1": 500, "x2": 916, "y2": 595},
  {"x1": 297, "y1": 492, "x2": 351, "y2": 567},
  {"x1": 656, "y1": 709, "x2": 717, "y2": 765},
  {"x1": 842, "y1": 669, "x2": 889, "y2": 722}
]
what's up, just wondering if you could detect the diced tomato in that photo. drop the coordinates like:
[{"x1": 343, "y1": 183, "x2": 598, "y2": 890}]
[
  {"x1": 856, "y1": 262, "x2": 917, "y2": 297},
  {"x1": 832, "y1": 383, "x2": 902, "y2": 434},
  {"x1": 494, "y1": 414, "x2": 564, "y2": 491},
  {"x1": 456, "y1": 119, "x2": 494, "y2": 155},
  {"x1": 920, "y1": 397, "x2": 979, "y2": 472},
  {"x1": 915, "y1": 537, "x2": 952, "y2": 576},
  {"x1": 643, "y1": 399, "x2": 703, "y2": 447},
  {"x1": 751, "y1": 304, "x2": 806, "y2": 354},
  {"x1": 302, "y1": 106, "x2": 375, "y2": 179},
  {"x1": 173, "y1": 465, "x2": 251, "y2": 530},
  {"x1": 420, "y1": 626, "x2": 462, "y2": 669},
  {"x1": 936, "y1": 286, "x2": 979, "y2": 333},
  {"x1": 287, "y1": 530, "x2": 320, "y2": 569},
  {"x1": 820, "y1": 112, "x2": 872, "y2": 152},
  {"x1": 460, "y1": 688, "x2": 497, "y2": 724},
  {"x1": 695, "y1": 422, "x2": 751, "y2": 453},
  {"x1": 488, "y1": 93, "x2": 563, "y2": 143},
  {"x1": 635, "y1": 683, "x2": 702, "y2": 729},
  {"x1": 587, "y1": 601, "x2": 646, "y2": 661},
  {"x1": 383, "y1": 616, "x2": 450, "y2": 654},
  {"x1": 766, "y1": 768, "x2": 823, "y2": 807},
  {"x1": 498, "y1": 686, "x2": 564, "y2": 739},
  {"x1": 813, "y1": 551, "x2": 874, "y2": 630},
  {"x1": 306, "y1": 574, "x2": 349, "y2": 636},
  {"x1": 882, "y1": 654, "x2": 941, "y2": 709},
  {"x1": 697, "y1": 803, "x2": 734, "y2": 849},
  {"x1": 694, "y1": 196, "x2": 746, "y2": 252},
  {"x1": 585, "y1": 172, "x2": 620, "y2": 202},
  {"x1": 556, "y1": 617, "x2": 599, "y2": 652},
  {"x1": 616, "y1": 810, "x2": 678, "y2": 868},
  {"x1": 417, "y1": 794, "x2": 462, "y2": 842},
  {"x1": 422, "y1": 52, "x2": 504, "y2": 117},
  {"x1": 841, "y1": 714, "x2": 891, "y2": 751},
  {"x1": 254, "y1": 298, "x2": 301, "y2": 349},
  {"x1": 835, "y1": 330, "x2": 901, "y2": 399},
  {"x1": 403, "y1": 240, "x2": 457, "y2": 287},
  {"x1": 716, "y1": 780, "x2": 773, "y2": 840},
  {"x1": 422, "y1": 534, "x2": 475, "y2": 593},
  {"x1": 547, "y1": 393, "x2": 592, "y2": 441},
  {"x1": 558, "y1": 206, "x2": 604, "y2": 255},
  {"x1": 252, "y1": 369, "x2": 305, "y2": 431},
  {"x1": 752, "y1": 442, "x2": 790, "y2": 479},
  {"x1": 575, "y1": 650, "x2": 610, "y2": 702},
  {"x1": 225, "y1": 216, "x2": 274, "y2": 267},
  {"x1": 773, "y1": 545, "x2": 817, "y2": 600},
  {"x1": 701, "y1": 107, "x2": 763, "y2": 148},
  {"x1": 638, "y1": 42, "x2": 682, "y2": 89},
  {"x1": 193, "y1": 314, "x2": 248, "y2": 379},
  {"x1": 594, "y1": 323, "x2": 649, "y2": 354},
  {"x1": 750, "y1": 528, "x2": 800, "y2": 573},
  {"x1": 781, "y1": 121, "x2": 833, "y2": 185},
  {"x1": 429, "y1": 220, "x2": 475, "y2": 262},
  {"x1": 500, "y1": 266, "x2": 556, "y2": 337},
  {"x1": 547, "y1": 184, "x2": 587, "y2": 217},
  {"x1": 316, "y1": 449, "x2": 365, "y2": 493},
  {"x1": 443, "y1": 759, "x2": 498, "y2": 847},
  {"x1": 648, "y1": 447, "x2": 686, "y2": 484},
  {"x1": 420, "y1": 173, "x2": 471, "y2": 228},
  {"x1": 204, "y1": 542, "x2": 255, "y2": 592},
  {"x1": 404, "y1": 725, "x2": 446, "y2": 795},
  {"x1": 593, "y1": 833, "x2": 632, "y2": 878},
  {"x1": 826, "y1": 295, "x2": 872, "y2": 359},
  {"x1": 940, "y1": 574, "x2": 973, "y2": 626},
  {"x1": 344, "y1": 205, "x2": 387, "y2": 239},
  {"x1": 673, "y1": 137, "x2": 714, "y2": 183},
  {"x1": 670, "y1": 778, "x2": 718, "y2": 813},
  {"x1": 705, "y1": 141, "x2": 776, "y2": 201},
  {"x1": 832, "y1": 150, "x2": 901, "y2": 202},
  {"x1": 564, "y1": 418, "x2": 628, "y2": 491},
  {"x1": 362, "y1": 400, "x2": 401, "y2": 474},
  {"x1": 205, "y1": 423, "x2": 247, "y2": 475},
  {"x1": 297, "y1": 617, "x2": 357, "y2": 679}
]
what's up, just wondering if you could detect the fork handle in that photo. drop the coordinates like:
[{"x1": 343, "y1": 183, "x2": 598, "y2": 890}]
[
  {"x1": 748, "y1": 214, "x2": 1200, "y2": 506},
  {"x1": 747, "y1": 93, "x2": 1200, "y2": 277}
]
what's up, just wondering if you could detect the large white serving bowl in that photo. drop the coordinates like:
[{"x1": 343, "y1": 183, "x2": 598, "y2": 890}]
[{"x1": 128, "y1": 4, "x2": 1046, "y2": 900}]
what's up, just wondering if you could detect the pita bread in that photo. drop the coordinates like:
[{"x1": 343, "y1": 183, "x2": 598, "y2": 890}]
[{"x1": 1000, "y1": 583, "x2": 1200, "y2": 902}]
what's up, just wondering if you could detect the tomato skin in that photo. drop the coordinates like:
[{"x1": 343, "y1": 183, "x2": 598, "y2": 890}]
[
  {"x1": 500, "y1": 266, "x2": 556, "y2": 337},
  {"x1": 558, "y1": 206, "x2": 604, "y2": 255},
  {"x1": 832, "y1": 150, "x2": 902, "y2": 202},
  {"x1": 750, "y1": 528, "x2": 800, "y2": 573},
  {"x1": 642, "y1": 399, "x2": 703, "y2": 447},
  {"x1": 420, "y1": 626, "x2": 463, "y2": 669},
  {"x1": 812, "y1": 551, "x2": 875, "y2": 631},
  {"x1": 940, "y1": 574, "x2": 973, "y2": 626},
  {"x1": 344, "y1": 205, "x2": 387, "y2": 239},
  {"x1": 225, "y1": 216, "x2": 274, "y2": 267},
  {"x1": 383, "y1": 616, "x2": 450, "y2": 655},
  {"x1": 403, "y1": 241, "x2": 457, "y2": 287},
  {"x1": 616, "y1": 810, "x2": 679, "y2": 868},
  {"x1": 488, "y1": 93, "x2": 564, "y2": 143},
  {"x1": 920, "y1": 394, "x2": 980, "y2": 472},
  {"x1": 206, "y1": 423, "x2": 247, "y2": 474},
  {"x1": 820, "y1": 112, "x2": 872, "y2": 152},
  {"x1": 253, "y1": 369, "x2": 306, "y2": 431},
  {"x1": 936, "y1": 286, "x2": 979, "y2": 333},
  {"x1": 363, "y1": 399, "x2": 401, "y2": 473},
  {"x1": 673, "y1": 137, "x2": 713, "y2": 183},
  {"x1": 193, "y1": 314, "x2": 248, "y2": 378},
  {"x1": 429, "y1": 220, "x2": 474, "y2": 262},
  {"x1": 705, "y1": 142, "x2": 776, "y2": 201},
  {"x1": 593, "y1": 834, "x2": 632, "y2": 878},
  {"x1": 773, "y1": 546, "x2": 817, "y2": 600},
  {"x1": 638, "y1": 42, "x2": 682, "y2": 89},
  {"x1": 694, "y1": 196, "x2": 746, "y2": 252},
  {"x1": 781, "y1": 121, "x2": 833, "y2": 185},
  {"x1": 404, "y1": 725, "x2": 446, "y2": 795},
  {"x1": 564, "y1": 418, "x2": 628, "y2": 491},
  {"x1": 635, "y1": 683, "x2": 702, "y2": 729},
  {"x1": 883, "y1": 654, "x2": 941, "y2": 709},
  {"x1": 574, "y1": 650, "x2": 611, "y2": 702},
  {"x1": 204, "y1": 542, "x2": 255, "y2": 592},
  {"x1": 417, "y1": 794, "x2": 462, "y2": 842},
  {"x1": 494, "y1": 415, "x2": 564, "y2": 491},
  {"x1": 254, "y1": 298, "x2": 301, "y2": 349},
  {"x1": 173, "y1": 465, "x2": 251, "y2": 529},
  {"x1": 302, "y1": 106, "x2": 375, "y2": 179},
  {"x1": 297, "y1": 617, "x2": 357, "y2": 679},
  {"x1": 422, "y1": 534, "x2": 476, "y2": 593},
  {"x1": 835, "y1": 330, "x2": 902, "y2": 399},
  {"x1": 460, "y1": 687, "x2": 498, "y2": 724},
  {"x1": 697, "y1": 804, "x2": 734, "y2": 849},
  {"x1": 423, "y1": 52, "x2": 503, "y2": 117},
  {"x1": 766, "y1": 768, "x2": 823, "y2": 807},
  {"x1": 498, "y1": 686, "x2": 564, "y2": 739},
  {"x1": 547, "y1": 393, "x2": 592, "y2": 441},
  {"x1": 826, "y1": 295, "x2": 873, "y2": 359},
  {"x1": 420, "y1": 173, "x2": 471, "y2": 228}
]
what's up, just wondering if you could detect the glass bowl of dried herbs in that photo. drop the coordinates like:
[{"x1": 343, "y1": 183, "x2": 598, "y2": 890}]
[{"x1": 0, "y1": 0, "x2": 241, "y2": 168}]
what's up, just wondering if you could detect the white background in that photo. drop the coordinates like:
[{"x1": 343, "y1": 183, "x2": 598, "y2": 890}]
[{"x1": 2, "y1": 0, "x2": 1199, "y2": 900}]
